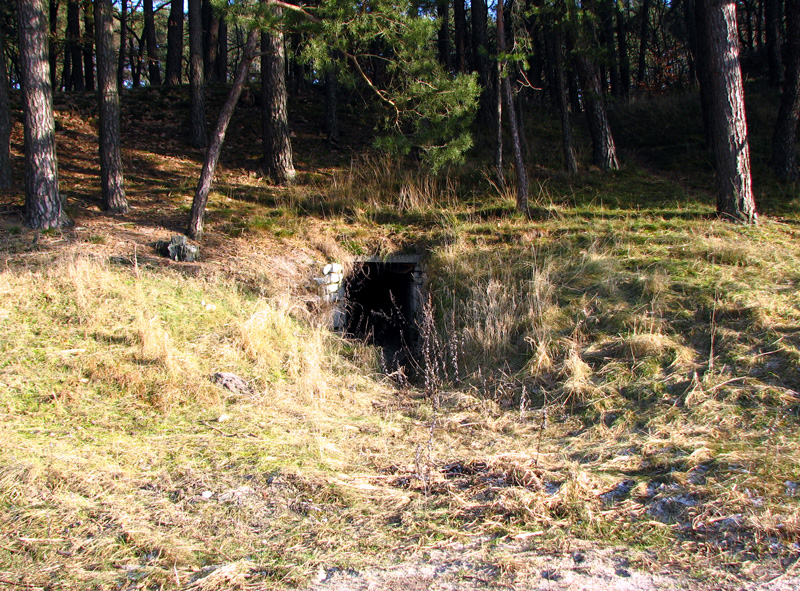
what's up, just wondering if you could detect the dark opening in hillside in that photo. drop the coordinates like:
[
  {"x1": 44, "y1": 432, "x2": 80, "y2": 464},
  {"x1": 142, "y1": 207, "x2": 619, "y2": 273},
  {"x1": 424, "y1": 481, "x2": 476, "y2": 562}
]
[{"x1": 343, "y1": 259, "x2": 422, "y2": 370}]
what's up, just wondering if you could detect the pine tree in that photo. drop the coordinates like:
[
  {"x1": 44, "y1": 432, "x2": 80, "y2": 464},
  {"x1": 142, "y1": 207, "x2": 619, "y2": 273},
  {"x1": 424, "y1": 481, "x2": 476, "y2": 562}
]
[
  {"x1": 95, "y1": 0, "x2": 127, "y2": 213},
  {"x1": 17, "y1": 0, "x2": 68, "y2": 228}
]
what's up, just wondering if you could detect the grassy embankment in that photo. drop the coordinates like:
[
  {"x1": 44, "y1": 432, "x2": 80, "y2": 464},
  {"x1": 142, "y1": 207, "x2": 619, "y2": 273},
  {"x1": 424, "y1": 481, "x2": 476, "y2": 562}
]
[{"x1": 1, "y1": 86, "x2": 800, "y2": 589}]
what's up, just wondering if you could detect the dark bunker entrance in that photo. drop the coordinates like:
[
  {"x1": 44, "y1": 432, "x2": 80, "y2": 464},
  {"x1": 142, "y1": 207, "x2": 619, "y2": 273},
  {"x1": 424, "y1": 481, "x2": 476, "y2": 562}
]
[{"x1": 342, "y1": 257, "x2": 423, "y2": 372}]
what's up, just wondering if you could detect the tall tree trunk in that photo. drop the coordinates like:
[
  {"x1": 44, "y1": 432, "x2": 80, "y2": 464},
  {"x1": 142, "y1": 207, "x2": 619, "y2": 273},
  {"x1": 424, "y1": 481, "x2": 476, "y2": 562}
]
[
  {"x1": 437, "y1": 0, "x2": 451, "y2": 70},
  {"x1": 189, "y1": 0, "x2": 206, "y2": 147},
  {"x1": 66, "y1": 0, "x2": 83, "y2": 91},
  {"x1": 497, "y1": 0, "x2": 528, "y2": 213},
  {"x1": 599, "y1": 0, "x2": 619, "y2": 98},
  {"x1": 576, "y1": 54, "x2": 619, "y2": 170},
  {"x1": 95, "y1": 0, "x2": 127, "y2": 213},
  {"x1": 203, "y1": 0, "x2": 219, "y2": 83},
  {"x1": 0, "y1": 26, "x2": 12, "y2": 188},
  {"x1": 549, "y1": 30, "x2": 577, "y2": 174},
  {"x1": 17, "y1": 0, "x2": 68, "y2": 228},
  {"x1": 82, "y1": 0, "x2": 94, "y2": 91},
  {"x1": 130, "y1": 34, "x2": 142, "y2": 87},
  {"x1": 616, "y1": 0, "x2": 630, "y2": 98},
  {"x1": 701, "y1": 0, "x2": 757, "y2": 223},
  {"x1": 637, "y1": 0, "x2": 651, "y2": 88},
  {"x1": 453, "y1": 0, "x2": 466, "y2": 73},
  {"x1": 471, "y1": 0, "x2": 490, "y2": 113},
  {"x1": 117, "y1": 0, "x2": 127, "y2": 88},
  {"x1": 261, "y1": 18, "x2": 296, "y2": 184},
  {"x1": 771, "y1": 0, "x2": 799, "y2": 180},
  {"x1": 165, "y1": 0, "x2": 184, "y2": 85},
  {"x1": 187, "y1": 28, "x2": 259, "y2": 240},
  {"x1": 48, "y1": 0, "x2": 59, "y2": 90},
  {"x1": 216, "y1": 18, "x2": 227, "y2": 82},
  {"x1": 765, "y1": 0, "x2": 782, "y2": 85},
  {"x1": 694, "y1": 0, "x2": 715, "y2": 148},
  {"x1": 143, "y1": 0, "x2": 161, "y2": 85},
  {"x1": 495, "y1": 56, "x2": 503, "y2": 183}
]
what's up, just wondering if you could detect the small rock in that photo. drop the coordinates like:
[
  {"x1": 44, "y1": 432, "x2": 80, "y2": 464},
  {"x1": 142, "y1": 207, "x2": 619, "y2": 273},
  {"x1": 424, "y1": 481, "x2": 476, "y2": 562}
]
[
  {"x1": 217, "y1": 414, "x2": 231, "y2": 423},
  {"x1": 201, "y1": 490, "x2": 213, "y2": 499},
  {"x1": 786, "y1": 481, "x2": 799, "y2": 496},
  {"x1": 615, "y1": 568, "x2": 631, "y2": 577},
  {"x1": 572, "y1": 551, "x2": 586, "y2": 564},
  {"x1": 211, "y1": 372, "x2": 253, "y2": 396}
]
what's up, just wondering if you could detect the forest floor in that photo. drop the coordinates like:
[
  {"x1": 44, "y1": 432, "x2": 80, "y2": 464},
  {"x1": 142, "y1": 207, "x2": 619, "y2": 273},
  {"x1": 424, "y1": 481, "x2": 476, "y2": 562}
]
[{"x1": 2, "y1": 86, "x2": 800, "y2": 590}]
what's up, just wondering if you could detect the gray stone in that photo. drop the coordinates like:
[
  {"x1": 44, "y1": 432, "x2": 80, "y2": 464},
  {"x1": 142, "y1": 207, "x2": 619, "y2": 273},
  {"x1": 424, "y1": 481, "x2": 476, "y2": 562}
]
[{"x1": 211, "y1": 372, "x2": 253, "y2": 396}]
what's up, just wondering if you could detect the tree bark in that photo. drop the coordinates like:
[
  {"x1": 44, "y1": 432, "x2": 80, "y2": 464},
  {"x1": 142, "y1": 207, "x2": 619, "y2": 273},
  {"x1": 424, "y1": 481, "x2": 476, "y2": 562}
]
[
  {"x1": 203, "y1": 0, "x2": 219, "y2": 83},
  {"x1": 117, "y1": 0, "x2": 127, "y2": 89},
  {"x1": 471, "y1": 0, "x2": 490, "y2": 113},
  {"x1": 261, "y1": 18, "x2": 296, "y2": 184},
  {"x1": 165, "y1": 0, "x2": 184, "y2": 85},
  {"x1": 701, "y1": 0, "x2": 757, "y2": 223},
  {"x1": 143, "y1": 0, "x2": 161, "y2": 85},
  {"x1": 216, "y1": 18, "x2": 227, "y2": 82},
  {"x1": 187, "y1": 28, "x2": 259, "y2": 240},
  {"x1": 771, "y1": 0, "x2": 799, "y2": 180},
  {"x1": 453, "y1": 0, "x2": 466, "y2": 73},
  {"x1": 764, "y1": 0, "x2": 782, "y2": 86},
  {"x1": 95, "y1": 0, "x2": 127, "y2": 213},
  {"x1": 576, "y1": 55, "x2": 619, "y2": 170},
  {"x1": 189, "y1": 0, "x2": 206, "y2": 147},
  {"x1": 548, "y1": 30, "x2": 577, "y2": 174},
  {"x1": 497, "y1": 0, "x2": 528, "y2": 213},
  {"x1": 48, "y1": 0, "x2": 59, "y2": 91},
  {"x1": 0, "y1": 26, "x2": 12, "y2": 188},
  {"x1": 65, "y1": 0, "x2": 84, "y2": 91},
  {"x1": 17, "y1": 0, "x2": 68, "y2": 228},
  {"x1": 82, "y1": 0, "x2": 94, "y2": 91},
  {"x1": 599, "y1": 0, "x2": 619, "y2": 98}
]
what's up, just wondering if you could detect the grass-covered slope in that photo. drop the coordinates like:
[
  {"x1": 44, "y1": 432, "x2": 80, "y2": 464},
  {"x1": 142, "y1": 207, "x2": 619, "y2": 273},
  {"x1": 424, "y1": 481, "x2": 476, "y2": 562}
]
[{"x1": 1, "y1": 85, "x2": 800, "y2": 589}]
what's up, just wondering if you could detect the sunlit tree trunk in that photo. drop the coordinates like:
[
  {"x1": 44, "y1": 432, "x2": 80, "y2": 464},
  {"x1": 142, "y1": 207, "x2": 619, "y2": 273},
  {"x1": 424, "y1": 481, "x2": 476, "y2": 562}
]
[
  {"x1": 261, "y1": 16, "x2": 296, "y2": 184},
  {"x1": 576, "y1": 55, "x2": 619, "y2": 170},
  {"x1": 701, "y1": 0, "x2": 757, "y2": 222},
  {"x1": 187, "y1": 29, "x2": 259, "y2": 240},
  {"x1": 95, "y1": 0, "x2": 127, "y2": 213},
  {"x1": 18, "y1": 0, "x2": 68, "y2": 228}
]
